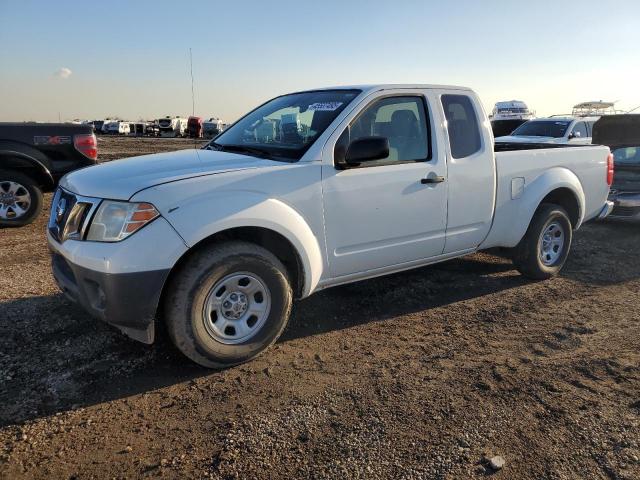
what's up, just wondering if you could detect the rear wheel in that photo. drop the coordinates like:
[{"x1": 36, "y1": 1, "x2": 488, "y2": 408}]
[
  {"x1": 164, "y1": 241, "x2": 293, "y2": 368},
  {"x1": 0, "y1": 169, "x2": 43, "y2": 227},
  {"x1": 512, "y1": 204, "x2": 572, "y2": 279}
]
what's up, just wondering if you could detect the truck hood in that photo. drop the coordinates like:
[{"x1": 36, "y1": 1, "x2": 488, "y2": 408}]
[
  {"x1": 494, "y1": 135, "x2": 560, "y2": 144},
  {"x1": 61, "y1": 148, "x2": 283, "y2": 200}
]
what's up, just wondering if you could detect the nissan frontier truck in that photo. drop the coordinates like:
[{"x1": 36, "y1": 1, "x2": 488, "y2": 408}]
[{"x1": 47, "y1": 84, "x2": 614, "y2": 367}]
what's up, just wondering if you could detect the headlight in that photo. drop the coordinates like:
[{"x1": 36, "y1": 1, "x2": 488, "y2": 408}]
[{"x1": 86, "y1": 201, "x2": 159, "y2": 242}]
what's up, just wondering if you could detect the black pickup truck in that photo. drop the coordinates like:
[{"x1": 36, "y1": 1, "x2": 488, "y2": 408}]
[{"x1": 0, "y1": 123, "x2": 98, "y2": 227}]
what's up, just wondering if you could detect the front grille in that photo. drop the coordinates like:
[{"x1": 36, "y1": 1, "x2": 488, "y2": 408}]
[{"x1": 48, "y1": 188, "x2": 101, "y2": 243}]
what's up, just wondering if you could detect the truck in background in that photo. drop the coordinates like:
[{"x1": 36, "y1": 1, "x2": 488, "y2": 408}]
[
  {"x1": 187, "y1": 116, "x2": 204, "y2": 138},
  {"x1": 495, "y1": 116, "x2": 599, "y2": 145},
  {"x1": 1, "y1": 122, "x2": 98, "y2": 226}
]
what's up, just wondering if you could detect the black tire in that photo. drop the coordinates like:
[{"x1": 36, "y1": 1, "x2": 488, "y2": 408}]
[
  {"x1": 512, "y1": 203, "x2": 573, "y2": 280},
  {"x1": 164, "y1": 241, "x2": 293, "y2": 368},
  {"x1": 0, "y1": 169, "x2": 44, "y2": 228}
]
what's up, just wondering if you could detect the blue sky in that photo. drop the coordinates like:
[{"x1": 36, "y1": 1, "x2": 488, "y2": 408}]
[{"x1": 1, "y1": 0, "x2": 639, "y2": 122}]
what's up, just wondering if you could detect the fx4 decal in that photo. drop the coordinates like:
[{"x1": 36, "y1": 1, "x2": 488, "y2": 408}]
[{"x1": 34, "y1": 135, "x2": 72, "y2": 146}]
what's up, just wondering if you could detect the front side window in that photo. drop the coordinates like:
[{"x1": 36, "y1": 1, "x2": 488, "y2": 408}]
[
  {"x1": 571, "y1": 121, "x2": 588, "y2": 138},
  {"x1": 335, "y1": 96, "x2": 430, "y2": 166},
  {"x1": 442, "y1": 94, "x2": 482, "y2": 158},
  {"x1": 209, "y1": 89, "x2": 360, "y2": 161}
]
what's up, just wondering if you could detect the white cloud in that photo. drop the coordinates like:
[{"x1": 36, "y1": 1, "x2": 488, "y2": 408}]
[{"x1": 54, "y1": 67, "x2": 72, "y2": 79}]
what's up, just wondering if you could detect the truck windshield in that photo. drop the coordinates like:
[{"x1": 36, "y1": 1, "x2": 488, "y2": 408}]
[
  {"x1": 207, "y1": 89, "x2": 361, "y2": 161},
  {"x1": 512, "y1": 120, "x2": 570, "y2": 138}
]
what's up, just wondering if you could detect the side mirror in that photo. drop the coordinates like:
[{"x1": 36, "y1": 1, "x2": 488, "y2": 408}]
[
  {"x1": 569, "y1": 131, "x2": 581, "y2": 139},
  {"x1": 345, "y1": 136, "x2": 389, "y2": 166}
]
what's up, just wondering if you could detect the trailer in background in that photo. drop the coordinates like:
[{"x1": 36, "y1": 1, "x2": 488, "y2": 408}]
[
  {"x1": 158, "y1": 116, "x2": 188, "y2": 137},
  {"x1": 106, "y1": 121, "x2": 130, "y2": 135},
  {"x1": 128, "y1": 122, "x2": 146, "y2": 136},
  {"x1": 203, "y1": 117, "x2": 223, "y2": 138},
  {"x1": 145, "y1": 121, "x2": 160, "y2": 136}
]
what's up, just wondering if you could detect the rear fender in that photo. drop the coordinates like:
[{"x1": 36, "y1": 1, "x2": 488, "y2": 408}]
[{"x1": 481, "y1": 167, "x2": 585, "y2": 248}]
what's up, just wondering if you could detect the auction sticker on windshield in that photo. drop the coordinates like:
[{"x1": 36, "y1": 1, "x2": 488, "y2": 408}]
[{"x1": 308, "y1": 102, "x2": 343, "y2": 111}]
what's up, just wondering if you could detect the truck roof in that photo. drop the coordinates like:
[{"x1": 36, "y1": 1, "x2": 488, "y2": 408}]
[
  {"x1": 537, "y1": 116, "x2": 600, "y2": 122},
  {"x1": 298, "y1": 84, "x2": 472, "y2": 94}
]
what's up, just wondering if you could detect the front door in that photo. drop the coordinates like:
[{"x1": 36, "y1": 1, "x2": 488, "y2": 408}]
[{"x1": 321, "y1": 93, "x2": 448, "y2": 278}]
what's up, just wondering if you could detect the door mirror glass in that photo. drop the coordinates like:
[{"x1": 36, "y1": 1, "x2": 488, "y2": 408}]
[{"x1": 345, "y1": 136, "x2": 390, "y2": 165}]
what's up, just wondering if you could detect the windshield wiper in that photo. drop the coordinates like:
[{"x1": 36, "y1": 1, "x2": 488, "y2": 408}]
[
  {"x1": 204, "y1": 142, "x2": 273, "y2": 159},
  {"x1": 203, "y1": 141, "x2": 223, "y2": 151}
]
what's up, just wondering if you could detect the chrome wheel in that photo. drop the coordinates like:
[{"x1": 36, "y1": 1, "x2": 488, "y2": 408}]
[
  {"x1": 539, "y1": 221, "x2": 565, "y2": 266},
  {"x1": 0, "y1": 181, "x2": 32, "y2": 220},
  {"x1": 202, "y1": 272, "x2": 271, "y2": 344}
]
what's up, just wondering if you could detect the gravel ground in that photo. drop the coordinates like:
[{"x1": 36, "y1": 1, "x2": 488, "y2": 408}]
[{"x1": 1, "y1": 136, "x2": 639, "y2": 479}]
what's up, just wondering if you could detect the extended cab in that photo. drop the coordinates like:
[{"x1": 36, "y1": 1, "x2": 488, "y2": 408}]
[
  {"x1": 47, "y1": 85, "x2": 614, "y2": 367},
  {"x1": 0, "y1": 123, "x2": 98, "y2": 226}
]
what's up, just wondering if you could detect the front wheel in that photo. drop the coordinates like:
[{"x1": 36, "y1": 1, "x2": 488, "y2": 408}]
[
  {"x1": 512, "y1": 204, "x2": 573, "y2": 280},
  {"x1": 164, "y1": 241, "x2": 293, "y2": 368},
  {"x1": 0, "y1": 170, "x2": 44, "y2": 227}
]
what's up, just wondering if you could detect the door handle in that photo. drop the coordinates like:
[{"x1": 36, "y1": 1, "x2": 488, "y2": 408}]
[{"x1": 421, "y1": 175, "x2": 445, "y2": 184}]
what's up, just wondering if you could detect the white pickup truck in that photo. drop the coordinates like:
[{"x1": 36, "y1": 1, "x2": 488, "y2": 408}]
[{"x1": 47, "y1": 84, "x2": 614, "y2": 367}]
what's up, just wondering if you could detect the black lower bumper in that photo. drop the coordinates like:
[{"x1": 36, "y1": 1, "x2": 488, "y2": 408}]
[
  {"x1": 608, "y1": 192, "x2": 640, "y2": 220},
  {"x1": 51, "y1": 252, "x2": 170, "y2": 343}
]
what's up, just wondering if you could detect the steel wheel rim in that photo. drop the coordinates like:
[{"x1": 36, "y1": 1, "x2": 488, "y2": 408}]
[
  {"x1": 539, "y1": 221, "x2": 565, "y2": 266},
  {"x1": 202, "y1": 272, "x2": 271, "y2": 345},
  {"x1": 0, "y1": 181, "x2": 31, "y2": 220}
]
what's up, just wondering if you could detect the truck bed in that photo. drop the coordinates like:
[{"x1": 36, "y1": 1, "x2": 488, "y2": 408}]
[{"x1": 481, "y1": 145, "x2": 611, "y2": 249}]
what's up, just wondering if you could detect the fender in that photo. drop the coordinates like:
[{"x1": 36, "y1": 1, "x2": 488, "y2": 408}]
[
  {"x1": 481, "y1": 166, "x2": 585, "y2": 249},
  {"x1": 132, "y1": 189, "x2": 324, "y2": 298},
  {"x1": 0, "y1": 140, "x2": 55, "y2": 188}
]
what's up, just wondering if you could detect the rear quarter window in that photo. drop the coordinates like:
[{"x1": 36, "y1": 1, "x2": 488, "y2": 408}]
[{"x1": 442, "y1": 94, "x2": 482, "y2": 158}]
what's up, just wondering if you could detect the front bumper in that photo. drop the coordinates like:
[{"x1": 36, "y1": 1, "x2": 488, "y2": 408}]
[
  {"x1": 47, "y1": 217, "x2": 188, "y2": 343},
  {"x1": 51, "y1": 252, "x2": 168, "y2": 343},
  {"x1": 608, "y1": 192, "x2": 640, "y2": 220}
]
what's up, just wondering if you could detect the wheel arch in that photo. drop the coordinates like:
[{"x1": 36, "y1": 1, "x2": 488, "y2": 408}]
[
  {"x1": 538, "y1": 187, "x2": 581, "y2": 227},
  {"x1": 481, "y1": 167, "x2": 585, "y2": 249},
  {"x1": 0, "y1": 149, "x2": 55, "y2": 190},
  {"x1": 162, "y1": 225, "x2": 308, "y2": 303}
]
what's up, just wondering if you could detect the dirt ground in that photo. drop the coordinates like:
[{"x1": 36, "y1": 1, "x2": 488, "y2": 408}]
[{"x1": 1, "y1": 136, "x2": 639, "y2": 479}]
